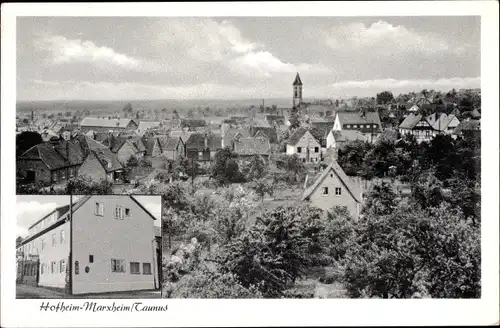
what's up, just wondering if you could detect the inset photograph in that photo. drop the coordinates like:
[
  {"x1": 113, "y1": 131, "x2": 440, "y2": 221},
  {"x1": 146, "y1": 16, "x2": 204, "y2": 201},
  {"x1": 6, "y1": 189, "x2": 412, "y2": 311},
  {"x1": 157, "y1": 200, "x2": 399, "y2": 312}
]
[{"x1": 16, "y1": 195, "x2": 162, "y2": 298}]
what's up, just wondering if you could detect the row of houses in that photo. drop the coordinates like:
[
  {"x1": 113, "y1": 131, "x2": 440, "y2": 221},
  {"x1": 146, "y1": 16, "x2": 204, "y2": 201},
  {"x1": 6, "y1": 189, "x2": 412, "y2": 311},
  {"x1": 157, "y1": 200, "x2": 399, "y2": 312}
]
[{"x1": 16, "y1": 195, "x2": 161, "y2": 295}]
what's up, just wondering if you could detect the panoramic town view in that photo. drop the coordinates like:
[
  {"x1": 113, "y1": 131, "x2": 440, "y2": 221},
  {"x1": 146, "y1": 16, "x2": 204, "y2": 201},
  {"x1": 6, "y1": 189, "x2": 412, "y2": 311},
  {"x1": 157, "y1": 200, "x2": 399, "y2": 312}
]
[{"x1": 15, "y1": 16, "x2": 481, "y2": 299}]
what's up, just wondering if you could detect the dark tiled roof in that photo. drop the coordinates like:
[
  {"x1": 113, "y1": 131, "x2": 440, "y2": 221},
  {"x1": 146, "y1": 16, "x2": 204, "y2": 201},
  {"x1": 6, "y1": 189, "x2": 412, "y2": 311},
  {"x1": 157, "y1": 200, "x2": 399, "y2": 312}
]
[
  {"x1": 20, "y1": 140, "x2": 85, "y2": 170},
  {"x1": 287, "y1": 128, "x2": 309, "y2": 146},
  {"x1": 311, "y1": 121, "x2": 335, "y2": 138},
  {"x1": 91, "y1": 148, "x2": 123, "y2": 172},
  {"x1": 181, "y1": 119, "x2": 207, "y2": 128},
  {"x1": 336, "y1": 112, "x2": 382, "y2": 130},
  {"x1": 249, "y1": 126, "x2": 278, "y2": 144},
  {"x1": 158, "y1": 136, "x2": 180, "y2": 151},
  {"x1": 332, "y1": 130, "x2": 365, "y2": 143},
  {"x1": 144, "y1": 138, "x2": 158, "y2": 156},
  {"x1": 233, "y1": 137, "x2": 271, "y2": 156},
  {"x1": 185, "y1": 133, "x2": 222, "y2": 150}
]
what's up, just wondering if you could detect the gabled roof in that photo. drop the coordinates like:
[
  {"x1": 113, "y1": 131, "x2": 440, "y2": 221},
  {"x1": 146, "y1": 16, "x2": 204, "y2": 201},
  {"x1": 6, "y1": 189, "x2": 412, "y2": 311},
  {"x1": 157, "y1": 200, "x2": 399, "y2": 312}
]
[
  {"x1": 185, "y1": 133, "x2": 222, "y2": 150},
  {"x1": 90, "y1": 148, "x2": 123, "y2": 172},
  {"x1": 20, "y1": 195, "x2": 156, "y2": 246},
  {"x1": 249, "y1": 126, "x2": 278, "y2": 144},
  {"x1": 180, "y1": 119, "x2": 207, "y2": 128},
  {"x1": 144, "y1": 137, "x2": 159, "y2": 156},
  {"x1": 398, "y1": 113, "x2": 431, "y2": 130},
  {"x1": 311, "y1": 121, "x2": 335, "y2": 138},
  {"x1": 288, "y1": 128, "x2": 317, "y2": 146},
  {"x1": 158, "y1": 136, "x2": 180, "y2": 151},
  {"x1": 19, "y1": 140, "x2": 86, "y2": 170},
  {"x1": 302, "y1": 160, "x2": 361, "y2": 203},
  {"x1": 233, "y1": 137, "x2": 271, "y2": 156},
  {"x1": 427, "y1": 113, "x2": 459, "y2": 131},
  {"x1": 293, "y1": 73, "x2": 302, "y2": 86},
  {"x1": 336, "y1": 111, "x2": 382, "y2": 128},
  {"x1": 80, "y1": 117, "x2": 135, "y2": 128}
]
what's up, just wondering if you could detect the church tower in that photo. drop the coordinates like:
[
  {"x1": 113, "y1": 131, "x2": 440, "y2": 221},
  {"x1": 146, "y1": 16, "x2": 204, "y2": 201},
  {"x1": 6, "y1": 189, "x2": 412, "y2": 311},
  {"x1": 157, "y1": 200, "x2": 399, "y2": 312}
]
[{"x1": 292, "y1": 73, "x2": 303, "y2": 108}]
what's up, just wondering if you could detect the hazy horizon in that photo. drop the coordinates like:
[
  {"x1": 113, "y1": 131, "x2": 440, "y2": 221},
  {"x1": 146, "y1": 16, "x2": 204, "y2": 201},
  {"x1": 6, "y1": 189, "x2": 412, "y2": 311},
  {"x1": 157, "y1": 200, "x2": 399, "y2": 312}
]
[{"x1": 17, "y1": 16, "x2": 480, "y2": 101}]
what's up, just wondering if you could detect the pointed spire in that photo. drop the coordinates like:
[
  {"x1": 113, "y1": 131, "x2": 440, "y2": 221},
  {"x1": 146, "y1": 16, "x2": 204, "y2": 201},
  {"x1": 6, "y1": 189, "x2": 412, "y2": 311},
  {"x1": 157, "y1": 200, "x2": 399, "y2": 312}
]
[{"x1": 293, "y1": 72, "x2": 302, "y2": 86}]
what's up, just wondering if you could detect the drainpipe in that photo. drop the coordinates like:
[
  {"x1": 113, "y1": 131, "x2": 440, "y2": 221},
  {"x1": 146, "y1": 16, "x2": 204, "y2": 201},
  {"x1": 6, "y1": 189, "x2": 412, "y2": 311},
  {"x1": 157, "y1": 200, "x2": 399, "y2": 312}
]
[{"x1": 151, "y1": 238, "x2": 158, "y2": 290}]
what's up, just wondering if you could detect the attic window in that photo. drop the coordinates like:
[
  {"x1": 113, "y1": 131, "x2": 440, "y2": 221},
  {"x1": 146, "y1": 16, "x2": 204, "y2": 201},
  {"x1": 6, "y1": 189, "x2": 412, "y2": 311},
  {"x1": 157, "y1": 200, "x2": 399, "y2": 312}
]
[
  {"x1": 335, "y1": 187, "x2": 342, "y2": 196},
  {"x1": 125, "y1": 208, "x2": 130, "y2": 216},
  {"x1": 323, "y1": 187, "x2": 328, "y2": 195}
]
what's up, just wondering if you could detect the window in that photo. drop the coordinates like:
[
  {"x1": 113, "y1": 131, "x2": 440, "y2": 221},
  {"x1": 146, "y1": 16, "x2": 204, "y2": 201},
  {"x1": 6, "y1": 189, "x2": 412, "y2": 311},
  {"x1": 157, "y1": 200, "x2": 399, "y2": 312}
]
[
  {"x1": 41, "y1": 238, "x2": 45, "y2": 250},
  {"x1": 51, "y1": 261, "x2": 56, "y2": 274},
  {"x1": 60, "y1": 259, "x2": 66, "y2": 273},
  {"x1": 314, "y1": 147, "x2": 319, "y2": 153},
  {"x1": 52, "y1": 233, "x2": 56, "y2": 247},
  {"x1": 143, "y1": 263, "x2": 152, "y2": 275},
  {"x1": 297, "y1": 147, "x2": 302, "y2": 153},
  {"x1": 125, "y1": 208, "x2": 130, "y2": 216},
  {"x1": 360, "y1": 125, "x2": 364, "y2": 128},
  {"x1": 353, "y1": 125, "x2": 358, "y2": 128},
  {"x1": 346, "y1": 125, "x2": 351, "y2": 128},
  {"x1": 94, "y1": 202, "x2": 104, "y2": 216},
  {"x1": 111, "y1": 259, "x2": 125, "y2": 273},
  {"x1": 330, "y1": 173, "x2": 333, "y2": 177},
  {"x1": 373, "y1": 124, "x2": 377, "y2": 128},
  {"x1": 323, "y1": 187, "x2": 329, "y2": 195},
  {"x1": 335, "y1": 187, "x2": 342, "y2": 196},
  {"x1": 88, "y1": 255, "x2": 94, "y2": 263},
  {"x1": 75, "y1": 261, "x2": 79, "y2": 275},
  {"x1": 60, "y1": 230, "x2": 65, "y2": 244},
  {"x1": 114, "y1": 206, "x2": 124, "y2": 220},
  {"x1": 130, "y1": 262, "x2": 140, "y2": 274}
]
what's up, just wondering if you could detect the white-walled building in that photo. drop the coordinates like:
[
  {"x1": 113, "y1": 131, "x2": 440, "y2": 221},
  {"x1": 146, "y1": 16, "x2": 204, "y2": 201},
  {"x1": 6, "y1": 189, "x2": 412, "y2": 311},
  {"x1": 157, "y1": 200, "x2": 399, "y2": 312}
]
[{"x1": 16, "y1": 195, "x2": 160, "y2": 295}]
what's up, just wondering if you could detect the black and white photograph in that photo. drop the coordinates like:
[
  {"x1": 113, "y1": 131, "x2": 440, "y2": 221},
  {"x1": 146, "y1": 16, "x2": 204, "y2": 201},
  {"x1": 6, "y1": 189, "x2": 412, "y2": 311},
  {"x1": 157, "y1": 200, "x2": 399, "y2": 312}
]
[
  {"x1": 16, "y1": 195, "x2": 162, "y2": 298},
  {"x1": 2, "y1": 1, "x2": 499, "y2": 327}
]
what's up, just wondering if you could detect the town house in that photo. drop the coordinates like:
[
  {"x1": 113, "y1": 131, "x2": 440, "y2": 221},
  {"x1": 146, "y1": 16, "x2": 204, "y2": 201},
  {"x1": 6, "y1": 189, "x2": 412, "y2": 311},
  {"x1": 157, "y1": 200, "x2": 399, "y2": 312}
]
[
  {"x1": 398, "y1": 113, "x2": 435, "y2": 143},
  {"x1": 16, "y1": 195, "x2": 161, "y2": 295},
  {"x1": 332, "y1": 111, "x2": 382, "y2": 143},
  {"x1": 286, "y1": 128, "x2": 323, "y2": 163}
]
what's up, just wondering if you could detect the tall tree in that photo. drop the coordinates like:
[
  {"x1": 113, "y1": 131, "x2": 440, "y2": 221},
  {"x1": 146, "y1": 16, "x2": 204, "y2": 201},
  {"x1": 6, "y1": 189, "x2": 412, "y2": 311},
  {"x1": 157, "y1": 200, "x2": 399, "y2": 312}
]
[
  {"x1": 16, "y1": 131, "x2": 43, "y2": 157},
  {"x1": 376, "y1": 91, "x2": 394, "y2": 105}
]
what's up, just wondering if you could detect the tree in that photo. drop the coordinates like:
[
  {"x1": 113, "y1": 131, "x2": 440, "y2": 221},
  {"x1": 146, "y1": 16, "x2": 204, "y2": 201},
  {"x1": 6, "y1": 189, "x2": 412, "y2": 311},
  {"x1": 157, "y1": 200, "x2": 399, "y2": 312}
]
[
  {"x1": 362, "y1": 181, "x2": 398, "y2": 216},
  {"x1": 337, "y1": 140, "x2": 373, "y2": 177},
  {"x1": 210, "y1": 148, "x2": 243, "y2": 185},
  {"x1": 65, "y1": 175, "x2": 113, "y2": 194},
  {"x1": 341, "y1": 201, "x2": 480, "y2": 298},
  {"x1": 122, "y1": 102, "x2": 133, "y2": 114},
  {"x1": 244, "y1": 155, "x2": 267, "y2": 182},
  {"x1": 126, "y1": 156, "x2": 139, "y2": 167},
  {"x1": 249, "y1": 178, "x2": 273, "y2": 203},
  {"x1": 376, "y1": 91, "x2": 394, "y2": 105},
  {"x1": 16, "y1": 131, "x2": 43, "y2": 157},
  {"x1": 215, "y1": 204, "x2": 326, "y2": 297}
]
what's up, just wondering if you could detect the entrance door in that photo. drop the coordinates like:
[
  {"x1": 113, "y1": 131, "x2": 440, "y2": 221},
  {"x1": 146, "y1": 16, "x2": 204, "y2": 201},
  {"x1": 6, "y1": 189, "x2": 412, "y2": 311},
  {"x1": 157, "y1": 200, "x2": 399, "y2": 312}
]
[{"x1": 26, "y1": 170, "x2": 35, "y2": 182}]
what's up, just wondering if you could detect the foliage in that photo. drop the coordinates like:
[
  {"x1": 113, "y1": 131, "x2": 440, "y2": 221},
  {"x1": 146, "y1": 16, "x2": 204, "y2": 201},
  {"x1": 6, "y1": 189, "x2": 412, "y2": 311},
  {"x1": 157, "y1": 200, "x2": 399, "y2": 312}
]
[
  {"x1": 249, "y1": 178, "x2": 274, "y2": 203},
  {"x1": 126, "y1": 156, "x2": 139, "y2": 167},
  {"x1": 362, "y1": 181, "x2": 398, "y2": 216},
  {"x1": 16, "y1": 131, "x2": 43, "y2": 157},
  {"x1": 215, "y1": 204, "x2": 326, "y2": 297},
  {"x1": 243, "y1": 155, "x2": 267, "y2": 182},
  {"x1": 65, "y1": 175, "x2": 113, "y2": 194},
  {"x1": 168, "y1": 268, "x2": 263, "y2": 299},
  {"x1": 210, "y1": 148, "x2": 244, "y2": 185},
  {"x1": 341, "y1": 201, "x2": 480, "y2": 298},
  {"x1": 337, "y1": 140, "x2": 373, "y2": 177},
  {"x1": 273, "y1": 153, "x2": 306, "y2": 184},
  {"x1": 376, "y1": 91, "x2": 394, "y2": 105},
  {"x1": 122, "y1": 102, "x2": 133, "y2": 114}
]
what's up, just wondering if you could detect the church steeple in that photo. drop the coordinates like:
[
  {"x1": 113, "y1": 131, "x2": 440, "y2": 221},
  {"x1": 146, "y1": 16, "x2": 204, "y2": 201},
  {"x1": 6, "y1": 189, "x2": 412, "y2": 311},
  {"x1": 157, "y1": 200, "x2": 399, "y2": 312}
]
[{"x1": 292, "y1": 73, "x2": 303, "y2": 107}]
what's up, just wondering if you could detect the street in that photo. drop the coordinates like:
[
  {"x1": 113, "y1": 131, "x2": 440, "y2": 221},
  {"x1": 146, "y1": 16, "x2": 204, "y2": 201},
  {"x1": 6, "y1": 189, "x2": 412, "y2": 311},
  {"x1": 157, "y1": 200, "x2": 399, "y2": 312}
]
[{"x1": 16, "y1": 284, "x2": 161, "y2": 299}]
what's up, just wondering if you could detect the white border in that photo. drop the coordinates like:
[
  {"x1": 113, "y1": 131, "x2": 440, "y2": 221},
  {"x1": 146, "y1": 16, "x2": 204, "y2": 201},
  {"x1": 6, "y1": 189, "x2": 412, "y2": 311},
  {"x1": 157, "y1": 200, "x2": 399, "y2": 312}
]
[{"x1": 1, "y1": 2, "x2": 499, "y2": 327}]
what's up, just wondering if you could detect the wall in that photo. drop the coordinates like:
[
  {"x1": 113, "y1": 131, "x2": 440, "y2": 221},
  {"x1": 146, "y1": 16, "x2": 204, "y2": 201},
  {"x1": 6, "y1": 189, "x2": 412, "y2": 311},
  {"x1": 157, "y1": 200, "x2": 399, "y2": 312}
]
[
  {"x1": 17, "y1": 159, "x2": 52, "y2": 185},
  {"x1": 36, "y1": 222, "x2": 70, "y2": 288},
  {"x1": 78, "y1": 152, "x2": 108, "y2": 181},
  {"x1": 293, "y1": 131, "x2": 322, "y2": 163},
  {"x1": 72, "y1": 196, "x2": 156, "y2": 294},
  {"x1": 326, "y1": 130, "x2": 336, "y2": 148},
  {"x1": 307, "y1": 168, "x2": 360, "y2": 220}
]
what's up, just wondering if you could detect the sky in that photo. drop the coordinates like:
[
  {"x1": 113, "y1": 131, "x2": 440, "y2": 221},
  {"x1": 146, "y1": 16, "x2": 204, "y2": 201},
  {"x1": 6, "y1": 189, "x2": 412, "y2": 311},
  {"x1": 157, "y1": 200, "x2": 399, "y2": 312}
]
[
  {"x1": 16, "y1": 195, "x2": 162, "y2": 238},
  {"x1": 16, "y1": 16, "x2": 481, "y2": 101}
]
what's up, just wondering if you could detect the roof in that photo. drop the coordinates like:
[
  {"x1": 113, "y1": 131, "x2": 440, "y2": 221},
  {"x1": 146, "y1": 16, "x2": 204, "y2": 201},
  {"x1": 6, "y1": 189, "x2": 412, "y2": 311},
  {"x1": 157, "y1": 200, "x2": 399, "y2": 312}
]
[
  {"x1": 181, "y1": 119, "x2": 207, "y2": 128},
  {"x1": 80, "y1": 117, "x2": 136, "y2": 129},
  {"x1": 453, "y1": 119, "x2": 481, "y2": 134},
  {"x1": 427, "y1": 113, "x2": 459, "y2": 131},
  {"x1": 169, "y1": 130, "x2": 194, "y2": 143},
  {"x1": 19, "y1": 140, "x2": 86, "y2": 170},
  {"x1": 288, "y1": 128, "x2": 314, "y2": 146},
  {"x1": 399, "y1": 113, "x2": 426, "y2": 129},
  {"x1": 222, "y1": 128, "x2": 250, "y2": 147},
  {"x1": 336, "y1": 111, "x2": 382, "y2": 130},
  {"x1": 332, "y1": 130, "x2": 365, "y2": 143},
  {"x1": 137, "y1": 121, "x2": 161, "y2": 132},
  {"x1": 185, "y1": 133, "x2": 222, "y2": 150},
  {"x1": 302, "y1": 159, "x2": 361, "y2": 203},
  {"x1": 102, "y1": 136, "x2": 145, "y2": 153},
  {"x1": 90, "y1": 148, "x2": 123, "y2": 172},
  {"x1": 158, "y1": 136, "x2": 180, "y2": 151},
  {"x1": 249, "y1": 126, "x2": 278, "y2": 144},
  {"x1": 144, "y1": 137, "x2": 158, "y2": 156},
  {"x1": 265, "y1": 115, "x2": 286, "y2": 125},
  {"x1": 233, "y1": 137, "x2": 271, "y2": 156},
  {"x1": 20, "y1": 195, "x2": 156, "y2": 246},
  {"x1": 311, "y1": 121, "x2": 335, "y2": 138},
  {"x1": 293, "y1": 73, "x2": 302, "y2": 86}
]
